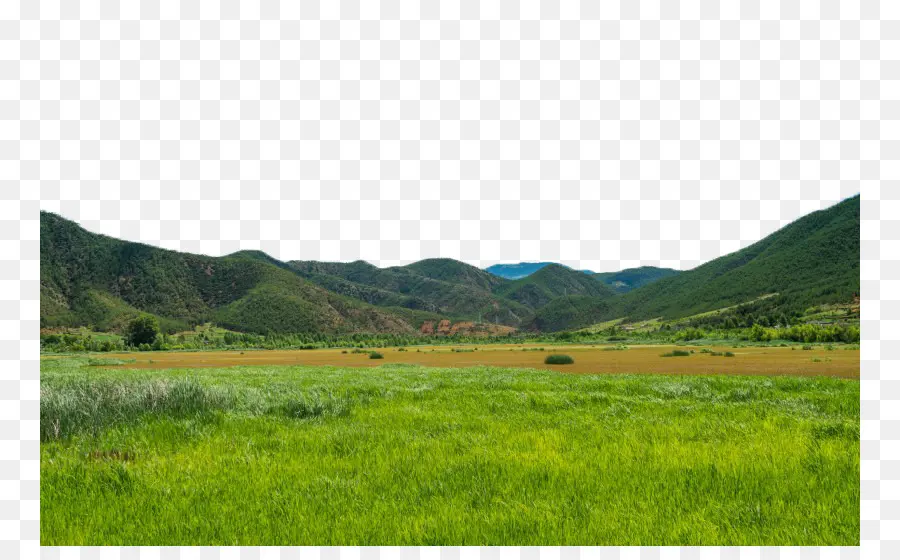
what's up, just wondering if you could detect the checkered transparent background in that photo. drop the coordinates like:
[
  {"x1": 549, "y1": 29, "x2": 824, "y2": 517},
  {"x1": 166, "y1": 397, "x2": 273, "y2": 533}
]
[{"x1": 4, "y1": 0, "x2": 894, "y2": 557}]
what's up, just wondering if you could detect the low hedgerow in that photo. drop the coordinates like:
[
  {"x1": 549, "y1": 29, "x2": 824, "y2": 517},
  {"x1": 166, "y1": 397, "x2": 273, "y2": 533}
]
[{"x1": 544, "y1": 354, "x2": 574, "y2": 365}]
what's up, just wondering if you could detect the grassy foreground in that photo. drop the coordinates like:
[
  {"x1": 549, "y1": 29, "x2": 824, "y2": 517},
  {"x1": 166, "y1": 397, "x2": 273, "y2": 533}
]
[{"x1": 41, "y1": 358, "x2": 859, "y2": 546}]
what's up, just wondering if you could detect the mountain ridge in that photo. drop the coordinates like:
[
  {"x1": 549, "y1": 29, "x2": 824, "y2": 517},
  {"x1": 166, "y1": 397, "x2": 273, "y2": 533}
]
[{"x1": 40, "y1": 195, "x2": 860, "y2": 334}]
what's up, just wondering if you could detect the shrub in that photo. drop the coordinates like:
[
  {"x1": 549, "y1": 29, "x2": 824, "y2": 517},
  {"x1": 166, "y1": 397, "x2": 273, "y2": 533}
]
[
  {"x1": 802, "y1": 345, "x2": 813, "y2": 351},
  {"x1": 724, "y1": 351, "x2": 735, "y2": 357},
  {"x1": 661, "y1": 350, "x2": 691, "y2": 357},
  {"x1": 369, "y1": 352, "x2": 384, "y2": 360},
  {"x1": 544, "y1": 354, "x2": 574, "y2": 365},
  {"x1": 43, "y1": 334, "x2": 61, "y2": 345}
]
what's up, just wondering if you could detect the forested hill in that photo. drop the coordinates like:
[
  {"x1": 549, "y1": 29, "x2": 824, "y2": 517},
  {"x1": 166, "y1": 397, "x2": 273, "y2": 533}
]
[
  {"x1": 530, "y1": 195, "x2": 860, "y2": 331},
  {"x1": 40, "y1": 212, "x2": 430, "y2": 335},
  {"x1": 497, "y1": 264, "x2": 616, "y2": 308},
  {"x1": 288, "y1": 258, "x2": 534, "y2": 327},
  {"x1": 613, "y1": 195, "x2": 860, "y2": 322}
]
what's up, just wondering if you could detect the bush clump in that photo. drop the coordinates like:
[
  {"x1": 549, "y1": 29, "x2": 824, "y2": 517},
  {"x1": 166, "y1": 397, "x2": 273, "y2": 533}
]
[
  {"x1": 661, "y1": 350, "x2": 691, "y2": 357},
  {"x1": 544, "y1": 354, "x2": 574, "y2": 365},
  {"x1": 724, "y1": 351, "x2": 735, "y2": 357},
  {"x1": 369, "y1": 352, "x2": 384, "y2": 360}
]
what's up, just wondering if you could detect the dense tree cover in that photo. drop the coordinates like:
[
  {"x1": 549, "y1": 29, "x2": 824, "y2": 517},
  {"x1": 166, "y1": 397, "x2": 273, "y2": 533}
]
[
  {"x1": 746, "y1": 323, "x2": 860, "y2": 343},
  {"x1": 674, "y1": 291, "x2": 858, "y2": 331},
  {"x1": 592, "y1": 266, "x2": 681, "y2": 293},
  {"x1": 41, "y1": 333, "x2": 127, "y2": 353},
  {"x1": 527, "y1": 295, "x2": 615, "y2": 332},
  {"x1": 40, "y1": 318, "x2": 860, "y2": 355}
]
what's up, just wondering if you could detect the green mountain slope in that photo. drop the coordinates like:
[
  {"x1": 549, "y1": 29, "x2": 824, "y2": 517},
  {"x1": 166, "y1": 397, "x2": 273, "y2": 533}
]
[
  {"x1": 614, "y1": 195, "x2": 860, "y2": 322},
  {"x1": 404, "y1": 258, "x2": 507, "y2": 292},
  {"x1": 523, "y1": 196, "x2": 860, "y2": 331},
  {"x1": 593, "y1": 266, "x2": 681, "y2": 293},
  {"x1": 42, "y1": 195, "x2": 860, "y2": 335},
  {"x1": 497, "y1": 264, "x2": 616, "y2": 308},
  {"x1": 289, "y1": 259, "x2": 533, "y2": 326},
  {"x1": 40, "y1": 212, "x2": 421, "y2": 335},
  {"x1": 527, "y1": 295, "x2": 616, "y2": 332}
]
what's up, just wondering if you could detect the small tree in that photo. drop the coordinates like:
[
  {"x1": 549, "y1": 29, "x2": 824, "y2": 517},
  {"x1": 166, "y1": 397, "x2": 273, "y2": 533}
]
[{"x1": 125, "y1": 315, "x2": 159, "y2": 347}]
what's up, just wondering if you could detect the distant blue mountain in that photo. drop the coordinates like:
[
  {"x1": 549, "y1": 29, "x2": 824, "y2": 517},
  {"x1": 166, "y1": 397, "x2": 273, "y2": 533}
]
[
  {"x1": 592, "y1": 266, "x2": 681, "y2": 293},
  {"x1": 486, "y1": 262, "x2": 681, "y2": 293},
  {"x1": 485, "y1": 262, "x2": 556, "y2": 280}
]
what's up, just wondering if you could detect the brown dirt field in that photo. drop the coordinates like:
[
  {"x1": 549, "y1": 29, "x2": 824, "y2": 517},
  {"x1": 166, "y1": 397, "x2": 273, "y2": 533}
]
[{"x1": 86, "y1": 344, "x2": 860, "y2": 378}]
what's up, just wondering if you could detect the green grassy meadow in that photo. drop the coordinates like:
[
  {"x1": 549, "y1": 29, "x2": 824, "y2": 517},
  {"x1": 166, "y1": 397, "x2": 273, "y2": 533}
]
[{"x1": 41, "y1": 358, "x2": 859, "y2": 545}]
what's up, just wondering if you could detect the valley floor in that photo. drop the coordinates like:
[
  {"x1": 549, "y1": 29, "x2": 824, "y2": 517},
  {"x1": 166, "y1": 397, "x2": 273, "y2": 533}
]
[
  {"x1": 86, "y1": 343, "x2": 861, "y2": 378},
  {"x1": 41, "y1": 358, "x2": 859, "y2": 545}
]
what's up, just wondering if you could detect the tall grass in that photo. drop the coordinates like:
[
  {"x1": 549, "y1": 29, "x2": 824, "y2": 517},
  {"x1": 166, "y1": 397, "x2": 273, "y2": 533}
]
[
  {"x1": 40, "y1": 377, "x2": 237, "y2": 441},
  {"x1": 41, "y1": 358, "x2": 859, "y2": 546}
]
